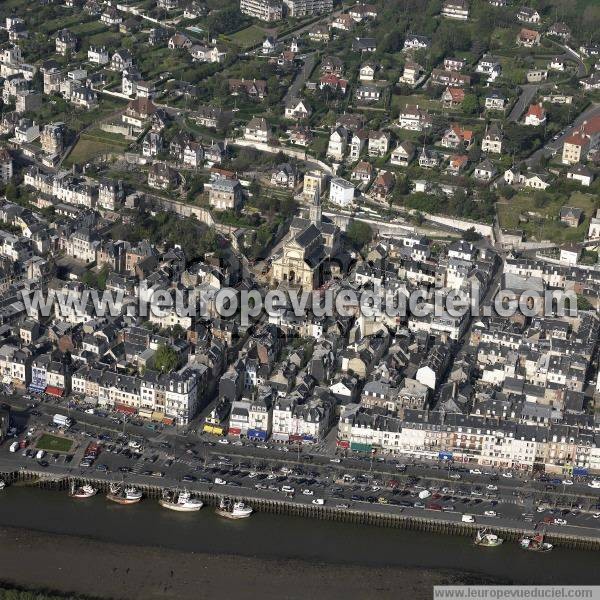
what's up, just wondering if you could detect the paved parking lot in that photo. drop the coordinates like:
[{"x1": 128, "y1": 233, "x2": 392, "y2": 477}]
[{"x1": 3, "y1": 391, "x2": 600, "y2": 539}]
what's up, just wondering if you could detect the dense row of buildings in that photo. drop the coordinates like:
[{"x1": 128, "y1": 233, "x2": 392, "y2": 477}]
[{"x1": 240, "y1": 0, "x2": 333, "y2": 21}]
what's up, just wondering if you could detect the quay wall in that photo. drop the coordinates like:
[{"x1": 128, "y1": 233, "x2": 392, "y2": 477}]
[{"x1": 4, "y1": 469, "x2": 600, "y2": 552}]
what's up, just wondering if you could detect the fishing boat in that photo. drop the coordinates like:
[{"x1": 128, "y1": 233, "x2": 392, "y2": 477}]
[
  {"x1": 69, "y1": 482, "x2": 97, "y2": 499},
  {"x1": 215, "y1": 497, "x2": 253, "y2": 519},
  {"x1": 159, "y1": 489, "x2": 203, "y2": 512},
  {"x1": 106, "y1": 484, "x2": 142, "y2": 505},
  {"x1": 519, "y1": 533, "x2": 553, "y2": 552},
  {"x1": 474, "y1": 528, "x2": 503, "y2": 547}
]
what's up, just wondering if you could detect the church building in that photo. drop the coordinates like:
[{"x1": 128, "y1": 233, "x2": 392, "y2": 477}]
[{"x1": 270, "y1": 190, "x2": 341, "y2": 290}]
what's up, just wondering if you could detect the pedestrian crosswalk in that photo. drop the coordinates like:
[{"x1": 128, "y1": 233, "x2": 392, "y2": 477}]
[{"x1": 130, "y1": 462, "x2": 146, "y2": 474}]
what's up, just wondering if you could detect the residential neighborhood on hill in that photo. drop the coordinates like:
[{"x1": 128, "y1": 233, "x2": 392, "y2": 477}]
[{"x1": 0, "y1": 0, "x2": 599, "y2": 596}]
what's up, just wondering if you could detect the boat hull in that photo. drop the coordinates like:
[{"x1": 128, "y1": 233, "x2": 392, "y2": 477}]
[
  {"x1": 159, "y1": 499, "x2": 202, "y2": 512},
  {"x1": 215, "y1": 509, "x2": 252, "y2": 519},
  {"x1": 519, "y1": 539, "x2": 552, "y2": 552},
  {"x1": 474, "y1": 540, "x2": 503, "y2": 547},
  {"x1": 106, "y1": 493, "x2": 142, "y2": 505},
  {"x1": 521, "y1": 545, "x2": 552, "y2": 552},
  {"x1": 70, "y1": 492, "x2": 96, "y2": 499}
]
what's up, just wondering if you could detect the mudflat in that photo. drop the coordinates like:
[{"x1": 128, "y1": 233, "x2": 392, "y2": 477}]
[{"x1": 0, "y1": 526, "x2": 498, "y2": 600}]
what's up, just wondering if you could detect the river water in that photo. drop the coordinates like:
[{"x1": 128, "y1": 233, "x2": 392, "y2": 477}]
[{"x1": 1, "y1": 487, "x2": 597, "y2": 584}]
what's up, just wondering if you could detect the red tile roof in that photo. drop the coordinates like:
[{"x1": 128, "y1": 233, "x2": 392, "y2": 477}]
[{"x1": 526, "y1": 103, "x2": 545, "y2": 119}]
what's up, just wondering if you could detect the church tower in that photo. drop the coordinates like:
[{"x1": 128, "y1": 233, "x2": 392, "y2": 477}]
[{"x1": 309, "y1": 188, "x2": 322, "y2": 226}]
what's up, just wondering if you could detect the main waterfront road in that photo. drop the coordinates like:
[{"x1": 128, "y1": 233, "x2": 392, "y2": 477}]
[
  {"x1": 2, "y1": 431, "x2": 600, "y2": 546},
  {"x1": 5, "y1": 394, "x2": 600, "y2": 544},
  {"x1": 1, "y1": 447, "x2": 600, "y2": 546},
  {"x1": 6, "y1": 394, "x2": 600, "y2": 516}
]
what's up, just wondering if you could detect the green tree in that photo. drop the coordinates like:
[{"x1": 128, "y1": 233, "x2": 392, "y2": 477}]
[
  {"x1": 4, "y1": 183, "x2": 17, "y2": 202},
  {"x1": 96, "y1": 265, "x2": 110, "y2": 291},
  {"x1": 461, "y1": 94, "x2": 479, "y2": 116},
  {"x1": 82, "y1": 271, "x2": 97, "y2": 288},
  {"x1": 534, "y1": 191, "x2": 550, "y2": 208},
  {"x1": 154, "y1": 344, "x2": 179, "y2": 373},
  {"x1": 381, "y1": 30, "x2": 404, "y2": 53},
  {"x1": 462, "y1": 227, "x2": 482, "y2": 242},
  {"x1": 577, "y1": 295, "x2": 593, "y2": 311},
  {"x1": 346, "y1": 221, "x2": 373, "y2": 250},
  {"x1": 248, "y1": 179, "x2": 261, "y2": 197}
]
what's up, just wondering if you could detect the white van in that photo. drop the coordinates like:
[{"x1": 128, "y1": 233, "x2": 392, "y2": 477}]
[
  {"x1": 35, "y1": 450, "x2": 45, "y2": 460},
  {"x1": 128, "y1": 440, "x2": 141, "y2": 449},
  {"x1": 9, "y1": 441, "x2": 19, "y2": 453},
  {"x1": 461, "y1": 514, "x2": 475, "y2": 523}
]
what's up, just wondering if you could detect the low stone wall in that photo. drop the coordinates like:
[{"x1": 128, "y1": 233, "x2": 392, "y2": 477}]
[
  {"x1": 100, "y1": 123, "x2": 136, "y2": 140},
  {"x1": 421, "y1": 213, "x2": 495, "y2": 239}
]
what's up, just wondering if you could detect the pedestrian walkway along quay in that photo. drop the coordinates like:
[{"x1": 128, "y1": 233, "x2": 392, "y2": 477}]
[{"x1": 5, "y1": 467, "x2": 600, "y2": 552}]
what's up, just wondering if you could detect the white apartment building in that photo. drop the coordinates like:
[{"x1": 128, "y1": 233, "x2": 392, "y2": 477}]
[
  {"x1": 240, "y1": 0, "x2": 283, "y2": 21},
  {"x1": 282, "y1": 0, "x2": 332, "y2": 16}
]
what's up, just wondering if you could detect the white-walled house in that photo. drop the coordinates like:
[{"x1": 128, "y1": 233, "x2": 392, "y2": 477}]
[
  {"x1": 88, "y1": 46, "x2": 109, "y2": 65},
  {"x1": 329, "y1": 177, "x2": 355, "y2": 207}
]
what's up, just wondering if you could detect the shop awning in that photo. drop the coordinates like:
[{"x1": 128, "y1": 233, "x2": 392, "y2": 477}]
[
  {"x1": 116, "y1": 404, "x2": 136, "y2": 415},
  {"x1": 45, "y1": 386, "x2": 64, "y2": 397},
  {"x1": 350, "y1": 442, "x2": 373, "y2": 452},
  {"x1": 138, "y1": 408, "x2": 153, "y2": 418},
  {"x1": 204, "y1": 424, "x2": 224, "y2": 435},
  {"x1": 162, "y1": 417, "x2": 174, "y2": 426},
  {"x1": 152, "y1": 411, "x2": 165, "y2": 422}
]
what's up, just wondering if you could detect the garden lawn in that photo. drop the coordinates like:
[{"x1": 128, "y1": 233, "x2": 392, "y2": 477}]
[
  {"x1": 64, "y1": 130, "x2": 130, "y2": 167},
  {"x1": 36, "y1": 434, "x2": 73, "y2": 453},
  {"x1": 229, "y1": 25, "x2": 267, "y2": 48},
  {"x1": 497, "y1": 191, "x2": 597, "y2": 243}
]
